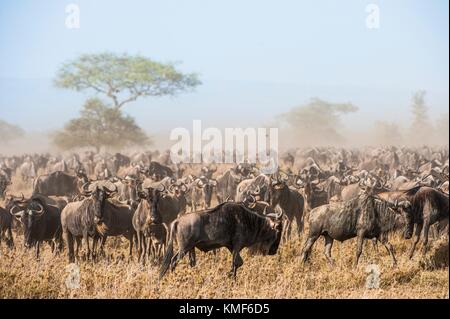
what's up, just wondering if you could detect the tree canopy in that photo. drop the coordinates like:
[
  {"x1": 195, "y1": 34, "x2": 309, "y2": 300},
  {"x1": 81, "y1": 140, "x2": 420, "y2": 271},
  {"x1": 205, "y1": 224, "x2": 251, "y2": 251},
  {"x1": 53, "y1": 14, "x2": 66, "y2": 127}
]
[
  {"x1": 279, "y1": 98, "x2": 358, "y2": 145},
  {"x1": 54, "y1": 52, "x2": 201, "y2": 109},
  {"x1": 52, "y1": 98, "x2": 149, "y2": 151}
]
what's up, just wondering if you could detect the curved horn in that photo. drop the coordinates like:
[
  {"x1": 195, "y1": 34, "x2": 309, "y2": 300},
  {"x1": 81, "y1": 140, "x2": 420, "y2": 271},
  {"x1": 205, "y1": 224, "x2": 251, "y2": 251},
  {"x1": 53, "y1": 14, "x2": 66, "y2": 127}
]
[
  {"x1": 9, "y1": 205, "x2": 24, "y2": 218},
  {"x1": 32, "y1": 202, "x2": 45, "y2": 216},
  {"x1": 157, "y1": 183, "x2": 166, "y2": 193},
  {"x1": 104, "y1": 182, "x2": 118, "y2": 194}
]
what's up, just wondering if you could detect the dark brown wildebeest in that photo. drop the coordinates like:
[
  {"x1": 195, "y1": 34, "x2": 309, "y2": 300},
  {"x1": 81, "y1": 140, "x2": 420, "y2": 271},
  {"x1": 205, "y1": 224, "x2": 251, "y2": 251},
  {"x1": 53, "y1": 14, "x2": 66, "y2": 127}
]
[
  {"x1": 148, "y1": 161, "x2": 174, "y2": 181},
  {"x1": 61, "y1": 183, "x2": 115, "y2": 262},
  {"x1": 300, "y1": 192, "x2": 411, "y2": 267},
  {"x1": 133, "y1": 184, "x2": 184, "y2": 263},
  {"x1": 10, "y1": 194, "x2": 66, "y2": 258},
  {"x1": 93, "y1": 197, "x2": 136, "y2": 259},
  {"x1": 267, "y1": 174, "x2": 304, "y2": 241},
  {"x1": 32, "y1": 169, "x2": 88, "y2": 198},
  {"x1": 293, "y1": 176, "x2": 327, "y2": 211},
  {"x1": 0, "y1": 205, "x2": 14, "y2": 250},
  {"x1": 159, "y1": 201, "x2": 283, "y2": 279},
  {"x1": 402, "y1": 186, "x2": 449, "y2": 258}
]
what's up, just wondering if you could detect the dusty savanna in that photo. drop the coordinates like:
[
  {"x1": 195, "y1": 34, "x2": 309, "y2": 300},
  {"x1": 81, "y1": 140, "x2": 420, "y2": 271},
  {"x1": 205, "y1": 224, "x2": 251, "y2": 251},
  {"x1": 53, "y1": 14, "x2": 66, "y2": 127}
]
[{"x1": 0, "y1": 164, "x2": 448, "y2": 299}]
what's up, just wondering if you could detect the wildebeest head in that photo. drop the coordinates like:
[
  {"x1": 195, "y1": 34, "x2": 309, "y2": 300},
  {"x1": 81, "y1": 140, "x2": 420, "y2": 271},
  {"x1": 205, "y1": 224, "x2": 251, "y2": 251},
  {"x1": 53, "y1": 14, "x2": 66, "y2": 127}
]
[
  {"x1": 195, "y1": 176, "x2": 217, "y2": 207},
  {"x1": 269, "y1": 173, "x2": 289, "y2": 207},
  {"x1": 11, "y1": 199, "x2": 45, "y2": 248},
  {"x1": 168, "y1": 180, "x2": 188, "y2": 197},
  {"x1": 394, "y1": 200, "x2": 414, "y2": 239},
  {"x1": 250, "y1": 203, "x2": 283, "y2": 255},
  {"x1": 81, "y1": 182, "x2": 117, "y2": 225},
  {"x1": 138, "y1": 183, "x2": 166, "y2": 224}
]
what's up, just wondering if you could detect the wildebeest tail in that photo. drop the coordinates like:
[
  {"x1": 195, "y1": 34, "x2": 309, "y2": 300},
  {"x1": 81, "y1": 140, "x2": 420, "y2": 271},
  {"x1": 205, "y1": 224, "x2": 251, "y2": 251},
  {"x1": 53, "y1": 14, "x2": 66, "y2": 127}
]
[{"x1": 159, "y1": 220, "x2": 178, "y2": 279}]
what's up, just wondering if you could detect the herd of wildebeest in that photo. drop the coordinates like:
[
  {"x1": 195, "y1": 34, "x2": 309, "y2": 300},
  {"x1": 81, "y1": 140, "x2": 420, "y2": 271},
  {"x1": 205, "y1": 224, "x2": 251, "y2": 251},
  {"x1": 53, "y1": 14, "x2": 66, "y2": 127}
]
[{"x1": 0, "y1": 146, "x2": 448, "y2": 279}]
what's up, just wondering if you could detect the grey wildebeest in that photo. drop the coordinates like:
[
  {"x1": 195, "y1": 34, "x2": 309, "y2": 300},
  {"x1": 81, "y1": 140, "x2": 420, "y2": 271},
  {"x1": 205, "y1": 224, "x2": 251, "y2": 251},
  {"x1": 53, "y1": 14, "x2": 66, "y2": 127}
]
[
  {"x1": 61, "y1": 183, "x2": 115, "y2": 262},
  {"x1": 300, "y1": 192, "x2": 411, "y2": 267},
  {"x1": 216, "y1": 169, "x2": 242, "y2": 203},
  {"x1": 10, "y1": 194, "x2": 66, "y2": 258},
  {"x1": 159, "y1": 201, "x2": 283, "y2": 279}
]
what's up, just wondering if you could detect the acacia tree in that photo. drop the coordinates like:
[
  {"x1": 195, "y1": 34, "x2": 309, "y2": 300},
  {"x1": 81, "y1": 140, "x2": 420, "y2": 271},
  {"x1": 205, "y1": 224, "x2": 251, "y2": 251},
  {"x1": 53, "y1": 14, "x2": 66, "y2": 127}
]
[
  {"x1": 54, "y1": 52, "x2": 201, "y2": 109},
  {"x1": 279, "y1": 98, "x2": 358, "y2": 145},
  {"x1": 409, "y1": 90, "x2": 434, "y2": 145},
  {"x1": 52, "y1": 98, "x2": 149, "y2": 151}
]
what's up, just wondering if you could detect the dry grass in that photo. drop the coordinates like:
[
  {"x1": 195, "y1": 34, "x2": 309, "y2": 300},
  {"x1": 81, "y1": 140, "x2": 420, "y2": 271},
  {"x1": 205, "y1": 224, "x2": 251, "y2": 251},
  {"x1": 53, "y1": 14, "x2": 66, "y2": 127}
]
[
  {"x1": 1, "y1": 230, "x2": 448, "y2": 299},
  {"x1": 0, "y1": 176, "x2": 448, "y2": 299}
]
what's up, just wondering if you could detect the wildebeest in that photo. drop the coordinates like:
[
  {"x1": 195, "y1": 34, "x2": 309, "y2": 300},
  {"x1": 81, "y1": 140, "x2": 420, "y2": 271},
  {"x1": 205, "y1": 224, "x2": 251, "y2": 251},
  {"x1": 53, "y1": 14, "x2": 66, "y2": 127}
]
[
  {"x1": 10, "y1": 194, "x2": 66, "y2": 258},
  {"x1": 268, "y1": 174, "x2": 304, "y2": 241},
  {"x1": 32, "y1": 170, "x2": 88, "y2": 198},
  {"x1": 235, "y1": 174, "x2": 270, "y2": 202},
  {"x1": 93, "y1": 197, "x2": 136, "y2": 259},
  {"x1": 0, "y1": 205, "x2": 14, "y2": 250},
  {"x1": 61, "y1": 183, "x2": 115, "y2": 262},
  {"x1": 184, "y1": 176, "x2": 217, "y2": 211},
  {"x1": 133, "y1": 183, "x2": 184, "y2": 263},
  {"x1": 148, "y1": 161, "x2": 174, "y2": 181},
  {"x1": 159, "y1": 201, "x2": 283, "y2": 279},
  {"x1": 216, "y1": 169, "x2": 242, "y2": 203},
  {"x1": 294, "y1": 176, "x2": 328, "y2": 211},
  {"x1": 300, "y1": 192, "x2": 411, "y2": 266},
  {"x1": 402, "y1": 186, "x2": 449, "y2": 258}
]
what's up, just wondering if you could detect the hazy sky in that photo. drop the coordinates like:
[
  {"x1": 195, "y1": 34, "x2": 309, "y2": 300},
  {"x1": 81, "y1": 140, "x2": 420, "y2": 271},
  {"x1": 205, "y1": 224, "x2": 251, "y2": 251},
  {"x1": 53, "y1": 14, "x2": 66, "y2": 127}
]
[{"x1": 0, "y1": 0, "x2": 448, "y2": 135}]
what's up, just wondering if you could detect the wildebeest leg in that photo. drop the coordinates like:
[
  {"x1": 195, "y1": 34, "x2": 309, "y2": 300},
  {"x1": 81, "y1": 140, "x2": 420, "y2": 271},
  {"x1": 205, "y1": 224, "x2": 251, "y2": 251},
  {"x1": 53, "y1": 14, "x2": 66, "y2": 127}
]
[
  {"x1": 127, "y1": 234, "x2": 134, "y2": 258},
  {"x1": 99, "y1": 236, "x2": 107, "y2": 257},
  {"x1": 188, "y1": 249, "x2": 196, "y2": 267},
  {"x1": 295, "y1": 213, "x2": 304, "y2": 238},
  {"x1": 354, "y1": 233, "x2": 365, "y2": 267},
  {"x1": 323, "y1": 234, "x2": 335, "y2": 266},
  {"x1": 35, "y1": 242, "x2": 40, "y2": 259},
  {"x1": 83, "y1": 231, "x2": 91, "y2": 260},
  {"x1": 136, "y1": 231, "x2": 143, "y2": 263},
  {"x1": 169, "y1": 251, "x2": 181, "y2": 272},
  {"x1": 6, "y1": 227, "x2": 13, "y2": 249},
  {"x1": 49, "y1": 240, "x2": 55, "y2": 254},
  {"x1": 421, "y1": 221, "x2": 430, "y2": 256},
  {"x1": 371, "y1": 238, "x2": 379, "y2": 253},
  {"x1": 230, "y1": 249, "x2": 244, "y2": 278},
  {"x1": 75, "y1": 237, "x2": 82, "y2": 260},
  {"x1": 409, "y1": 223, "x2": 423, "y2": 259},
  {"x1": 380, "y1": 237, "x2": 397, "y2": 266},
  {"x1": 283, "y1": 220, "x2": 292, "y2": 242},
  {"x1": 301, "y1": 235, "x2": 320, "y2": 263},
  {"x1": 64, "y1": 231, "x2": 75, "y2": 263}
]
